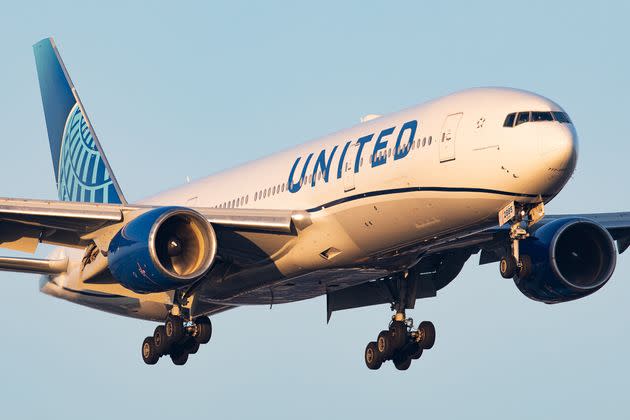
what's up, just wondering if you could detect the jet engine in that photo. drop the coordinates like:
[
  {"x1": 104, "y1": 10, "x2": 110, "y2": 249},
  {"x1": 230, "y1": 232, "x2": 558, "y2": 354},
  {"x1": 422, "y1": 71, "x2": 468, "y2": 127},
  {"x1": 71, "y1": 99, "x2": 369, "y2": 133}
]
[
  {"x1": 516, "y1": 218, "x2": 616, "y2": 303},
  {"x1": 108, "y1": 207, "x2": 217, "y2": 293}
]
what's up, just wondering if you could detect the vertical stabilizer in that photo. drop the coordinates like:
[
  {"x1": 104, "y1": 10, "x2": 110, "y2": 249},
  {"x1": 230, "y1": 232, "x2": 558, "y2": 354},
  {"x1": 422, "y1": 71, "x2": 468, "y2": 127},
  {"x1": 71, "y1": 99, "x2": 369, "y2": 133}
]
[{"x1": 33, "y1": 37, "x2": 126, "y2": 204}]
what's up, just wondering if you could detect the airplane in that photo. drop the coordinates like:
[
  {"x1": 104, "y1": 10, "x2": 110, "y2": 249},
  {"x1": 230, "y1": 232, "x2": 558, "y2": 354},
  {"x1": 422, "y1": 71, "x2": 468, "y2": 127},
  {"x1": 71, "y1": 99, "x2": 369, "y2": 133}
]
[{"x1": 3, "y1": 37, "x2": 626, "y2": 370}]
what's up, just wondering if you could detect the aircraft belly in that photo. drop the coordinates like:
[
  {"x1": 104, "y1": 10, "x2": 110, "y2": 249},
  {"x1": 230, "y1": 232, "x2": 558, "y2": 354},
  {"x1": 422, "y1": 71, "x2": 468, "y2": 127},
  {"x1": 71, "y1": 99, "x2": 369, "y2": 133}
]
[{"x1": 195, "y1": 190, "x2": 518, "y2": 306}]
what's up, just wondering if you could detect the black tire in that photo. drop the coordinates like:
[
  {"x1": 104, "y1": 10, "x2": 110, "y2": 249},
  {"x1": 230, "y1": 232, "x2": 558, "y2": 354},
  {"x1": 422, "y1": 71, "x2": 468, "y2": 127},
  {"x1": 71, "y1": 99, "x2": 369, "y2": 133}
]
[
  {"x1": 376, "y1": 330, "x2": 392, "y2": 359},
  {"x1": 500, "y1": 255, "x2": 518, "y2": 278},
  {"x1": 418, "y1": 321, "x2": 436, "y2": 350},
  {"x1": 389, "y1": 320, "x2": 407, "y2": 349},
  {"x1": 165, "y1": 315, "x2": 184, "y2": 343},
  {"x1": 410, "y1": 343, "x2": 424, "y2": 360},
  {"x1": 518, "y1": 254, "x2": 533, "y2": 279},
  {"x1": 194, "y1": 316, "x2": 212, "y2": 344},
  {"x1": 153, "y1": 325, "x2": 168, "y2": 355},
  {"x1": 393, "y1": 354, "x2": 412, "y2": 371},
  {"x1": 170, "y1": 349, "x2": 189, "y2": 366},
  {"x1": 185, "y1": 337, "x2": 200, "y2": 355},
  {"x1": 141, "y1": 337, "x2": 159, "y2": 365},
  {"x1": 364, "y1": 341, "x2": 382, "y2": 370}
]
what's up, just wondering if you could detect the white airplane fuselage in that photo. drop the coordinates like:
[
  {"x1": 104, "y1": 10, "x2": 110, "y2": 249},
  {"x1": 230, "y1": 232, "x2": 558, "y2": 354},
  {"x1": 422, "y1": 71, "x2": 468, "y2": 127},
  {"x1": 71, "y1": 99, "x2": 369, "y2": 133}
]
[{"x1": 41, "y1": 87, "x2": 578, "y2": 321}]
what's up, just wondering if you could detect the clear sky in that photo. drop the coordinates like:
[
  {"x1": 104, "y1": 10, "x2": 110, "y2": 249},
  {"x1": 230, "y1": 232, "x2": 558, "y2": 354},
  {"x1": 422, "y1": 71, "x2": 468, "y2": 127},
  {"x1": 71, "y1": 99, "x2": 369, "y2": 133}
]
[{"x1": 0, "y1": 1, "x2": 629, "y2": 419}]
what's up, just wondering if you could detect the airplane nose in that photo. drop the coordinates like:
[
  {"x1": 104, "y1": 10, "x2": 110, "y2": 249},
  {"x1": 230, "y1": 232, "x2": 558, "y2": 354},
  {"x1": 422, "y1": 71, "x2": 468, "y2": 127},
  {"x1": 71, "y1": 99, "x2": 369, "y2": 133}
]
[{"x1": 540, "y1": 124, "x2": 578, "y2": 172}]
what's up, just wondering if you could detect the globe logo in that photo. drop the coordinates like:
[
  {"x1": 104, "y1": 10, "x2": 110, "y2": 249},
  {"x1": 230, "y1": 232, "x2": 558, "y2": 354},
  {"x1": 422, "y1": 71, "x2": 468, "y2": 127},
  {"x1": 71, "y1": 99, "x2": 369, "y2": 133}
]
[{"x1": 58, "y1": 103, "x2": 116, "y2": 203}]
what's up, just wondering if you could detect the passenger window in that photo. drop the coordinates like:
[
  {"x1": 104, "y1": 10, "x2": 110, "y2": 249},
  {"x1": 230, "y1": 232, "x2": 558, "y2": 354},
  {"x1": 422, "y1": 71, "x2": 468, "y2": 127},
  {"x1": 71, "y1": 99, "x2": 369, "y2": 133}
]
[
  {"x1": 553, "y1": 111, "x2": 572, "y2": 123},
  {"x1": 532, "y1": 111, "x2": 553, "y2": 122},
  {"x1": 503, "y1": 113, "x2": 516, "y2": 127},
  {"x1": 428, "y1": 136, "x2": 432, "y2": 145},
  {"x1": 516, "y1": 112, "x2": 530, "y2": 126}
]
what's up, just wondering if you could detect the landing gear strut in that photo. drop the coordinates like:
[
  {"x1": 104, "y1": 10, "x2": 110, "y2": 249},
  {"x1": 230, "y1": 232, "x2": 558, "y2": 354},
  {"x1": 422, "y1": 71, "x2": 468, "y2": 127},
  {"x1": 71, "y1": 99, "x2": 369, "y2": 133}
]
[
  {"x1": 364, "y1": 273, "x2": 436, "y2": 370},
  {"x1": 141, "y1": 313, "x2": 212, "y2": 366},
  {"x1": 498, "y1": 201, "x2": 544, "y2": 279}
]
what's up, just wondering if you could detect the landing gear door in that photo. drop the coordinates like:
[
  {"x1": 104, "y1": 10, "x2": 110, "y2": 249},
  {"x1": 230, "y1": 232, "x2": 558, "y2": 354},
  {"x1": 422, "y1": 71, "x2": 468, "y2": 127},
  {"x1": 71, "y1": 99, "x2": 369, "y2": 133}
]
[
  {"x1": 343, "y1": 143, "x2": 358, "y2": 192},
  {"x1": 439, "y1": 113, "x2": 463, "y2": 163}
]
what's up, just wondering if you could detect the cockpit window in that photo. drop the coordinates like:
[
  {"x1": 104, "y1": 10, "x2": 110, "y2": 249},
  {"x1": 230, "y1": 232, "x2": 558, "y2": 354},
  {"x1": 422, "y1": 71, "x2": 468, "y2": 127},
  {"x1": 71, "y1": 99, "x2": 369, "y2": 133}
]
[
  {"x1": 531, "y1": 111, "x2": 553, "y2": 122},
  {"x1": 516, "y1": 111, "x2": 530, "y2": 126},
  {"x1": 553, "y1": 111, "x2": 572, "y2": 123},
  {"x1": 504, "y1": 110, "x2": 573, "y2": 127},
  {"x1": 503, "y1": 113, "x2": 516, "y2": 127}
]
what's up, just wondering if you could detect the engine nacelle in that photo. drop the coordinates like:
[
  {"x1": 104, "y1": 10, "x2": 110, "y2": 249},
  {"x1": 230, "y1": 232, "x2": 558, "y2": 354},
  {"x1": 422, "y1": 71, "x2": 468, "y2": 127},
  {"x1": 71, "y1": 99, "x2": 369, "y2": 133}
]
[
  {"x1": 108, "y1": 207, "x2": 217, "y2": 293},
  {"x1": 516, "y1": 218, "x2": 616, "y2": 303}
]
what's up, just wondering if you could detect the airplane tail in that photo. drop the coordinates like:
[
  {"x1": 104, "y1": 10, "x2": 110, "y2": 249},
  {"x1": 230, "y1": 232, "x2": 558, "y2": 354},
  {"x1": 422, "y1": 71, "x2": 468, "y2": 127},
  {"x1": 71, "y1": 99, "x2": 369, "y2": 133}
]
[{"x1": 33, "y1": 37, "x2": 126, "y2": 204}]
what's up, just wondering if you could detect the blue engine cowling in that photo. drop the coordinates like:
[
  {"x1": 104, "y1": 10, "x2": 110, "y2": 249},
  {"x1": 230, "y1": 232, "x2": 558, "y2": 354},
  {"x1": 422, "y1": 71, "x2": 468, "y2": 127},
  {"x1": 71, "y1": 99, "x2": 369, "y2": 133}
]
[
  {"x1": 517, "y1": 217, "x2": 616, "y2": 303},
  {"x1": 108, "y1": 206, "x2": 217, "y2": 294}
]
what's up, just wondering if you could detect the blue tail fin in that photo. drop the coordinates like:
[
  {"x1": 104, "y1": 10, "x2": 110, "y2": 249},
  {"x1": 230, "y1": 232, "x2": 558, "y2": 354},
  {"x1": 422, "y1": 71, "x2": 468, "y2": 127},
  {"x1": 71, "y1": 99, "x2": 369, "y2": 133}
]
[{"x1": 33, "y1": 37, "x2": 126, "y2": 205}]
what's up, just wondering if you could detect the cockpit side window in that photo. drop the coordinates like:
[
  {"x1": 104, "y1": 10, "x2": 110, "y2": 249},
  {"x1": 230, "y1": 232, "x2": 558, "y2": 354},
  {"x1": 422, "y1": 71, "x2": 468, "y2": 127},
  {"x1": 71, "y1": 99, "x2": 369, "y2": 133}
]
[
  {"x1": 515, "y1": 111, "x2": 530, "y2": 126},
  {"x1": 503, "y1": 113, "x2": 516, "y2": 127},
  {"x1": 531, "y1": 111, "x2": 553, "y2": 122},
  {"x1": 553, "y1": 111, "x2": 572, "y2": 123}
]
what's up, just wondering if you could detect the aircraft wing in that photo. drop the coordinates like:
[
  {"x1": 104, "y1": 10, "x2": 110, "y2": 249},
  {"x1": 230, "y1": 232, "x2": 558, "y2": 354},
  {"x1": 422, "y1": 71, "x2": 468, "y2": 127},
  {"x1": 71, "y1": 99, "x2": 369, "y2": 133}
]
[
  {"x1": 326, "y1": 211, "x2": 630, "y2": 319},
  {"x1": 0, "y1": 197, "x2": 309, "y2": 271}
]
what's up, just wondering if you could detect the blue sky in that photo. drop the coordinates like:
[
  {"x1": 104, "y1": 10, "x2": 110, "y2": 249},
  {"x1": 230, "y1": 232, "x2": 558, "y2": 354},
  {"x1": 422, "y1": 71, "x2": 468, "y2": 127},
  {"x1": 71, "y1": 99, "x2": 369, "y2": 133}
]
[{"x1": 0, "y1": 1, "x2": 629, "y2": 419}]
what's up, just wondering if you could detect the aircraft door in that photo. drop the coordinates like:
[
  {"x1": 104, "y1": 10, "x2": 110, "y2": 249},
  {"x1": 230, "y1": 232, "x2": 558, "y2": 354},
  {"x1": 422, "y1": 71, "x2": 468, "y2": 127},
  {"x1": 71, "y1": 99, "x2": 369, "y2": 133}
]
[
  {"x1": 439, "y1": 113, "x2": 463, "y2": 163},
  {"x1": 343, "y1": 143, "x2": 358, "y2": 192}
]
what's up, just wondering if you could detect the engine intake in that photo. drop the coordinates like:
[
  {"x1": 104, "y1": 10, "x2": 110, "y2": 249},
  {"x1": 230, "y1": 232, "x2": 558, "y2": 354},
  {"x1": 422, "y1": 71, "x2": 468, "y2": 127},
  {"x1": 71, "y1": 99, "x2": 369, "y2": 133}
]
[
  {"x1": 108, "y1": 207, "x2": 217, "y2": 293},
  {"x1": 517, "y1": 218, "x2": 616, "y2": 303}
]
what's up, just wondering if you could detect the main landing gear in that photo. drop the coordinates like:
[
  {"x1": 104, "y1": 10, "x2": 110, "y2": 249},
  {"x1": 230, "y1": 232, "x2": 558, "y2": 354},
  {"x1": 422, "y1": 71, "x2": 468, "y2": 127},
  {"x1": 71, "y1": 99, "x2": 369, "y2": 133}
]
[
  {"x1": 498, "y1": 201, "x2": 544, "y2": 280},
  {"x1": 364, "y1": 272, "x2": 436, "y2": 371},
  {"x1": 364, "y1": 313, "x2": 435, "y2": 370},
  {"x1": 141, "y1": 314, "x2": 212, "y2": 366}
]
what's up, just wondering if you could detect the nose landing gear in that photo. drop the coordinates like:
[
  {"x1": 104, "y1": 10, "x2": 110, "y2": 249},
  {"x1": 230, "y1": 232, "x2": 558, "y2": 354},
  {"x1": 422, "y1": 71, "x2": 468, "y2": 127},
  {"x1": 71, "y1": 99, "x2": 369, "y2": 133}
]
[
  {"x1": 141, "y1": 313, "x2": 212, "y2": 366},
  {"x1": 498, "y1": 201, "x2": 544, "y2": 279}
]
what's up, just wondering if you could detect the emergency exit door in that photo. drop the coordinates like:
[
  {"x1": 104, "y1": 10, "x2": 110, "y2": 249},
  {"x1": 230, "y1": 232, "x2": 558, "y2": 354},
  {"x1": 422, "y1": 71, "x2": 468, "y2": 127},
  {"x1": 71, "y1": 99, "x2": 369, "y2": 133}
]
[{"x1": 439, "y1": 113, "x2": 462, "y2": 163}]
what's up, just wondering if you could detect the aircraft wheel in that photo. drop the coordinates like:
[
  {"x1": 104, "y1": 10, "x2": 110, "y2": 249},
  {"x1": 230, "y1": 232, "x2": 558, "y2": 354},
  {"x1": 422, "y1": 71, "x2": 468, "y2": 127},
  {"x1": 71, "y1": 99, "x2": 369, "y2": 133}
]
[
  {"x1": 194, "y1": 316, "x2": 212, "y2": 344},
  {"x1": 393, "y1": 354, "x2": 412, "y2": 371},
  {"x1": 141, "y1": 337, "x2": 159, "y2": 365},
  {"x1": 153, "y1": 325, "x2": 169, "y2": 355},
  {"x1": 418, "y1": 321, "x2": 436, "y2": 350},
  {"x1": 165, "y1": 314, "x2": 184, "y2": 343},
  {"x1": 186, "y1": 337, "x2": 201, "y2": 355},
  {"x1": 518, "y1": 254, "x2": 533, "y2": 279},
  {"x1": 170, "y1": 349, "x2": 189, "y2": 366},
  {"x1": 389, "y1": 321, "x2": 407, "y2": 349},
  {"x1": 365, "y1": 342, "x2": 382, "y2": 370},
  {"x1": 500, "y1": 255, "x2": 518, "y2": 278},
  {"x1": 377, "y1": 330, "x2": 392, "y2": 359},
  {"x1": 410, "y1": 344, "x2": 423, "y2": 360}
]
